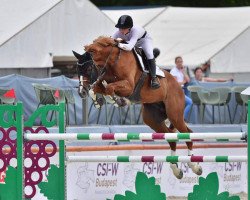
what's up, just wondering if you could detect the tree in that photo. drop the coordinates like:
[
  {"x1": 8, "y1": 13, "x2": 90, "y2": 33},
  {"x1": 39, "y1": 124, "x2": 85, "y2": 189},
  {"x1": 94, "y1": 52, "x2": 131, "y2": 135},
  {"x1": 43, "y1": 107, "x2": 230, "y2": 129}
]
[{"x1": 90, "y1": 0, "x2": 250, "y2": 7}]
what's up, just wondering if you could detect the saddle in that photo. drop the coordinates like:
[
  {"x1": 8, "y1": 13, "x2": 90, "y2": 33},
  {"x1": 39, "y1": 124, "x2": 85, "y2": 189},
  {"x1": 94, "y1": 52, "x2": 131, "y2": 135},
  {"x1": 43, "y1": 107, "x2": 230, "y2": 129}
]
[
  {"x1": 133, "y1": 47, "x2": 149, "y2": 70},
  {"x1": 133, "y1": 47, "x2": 165, "y2": 78}
]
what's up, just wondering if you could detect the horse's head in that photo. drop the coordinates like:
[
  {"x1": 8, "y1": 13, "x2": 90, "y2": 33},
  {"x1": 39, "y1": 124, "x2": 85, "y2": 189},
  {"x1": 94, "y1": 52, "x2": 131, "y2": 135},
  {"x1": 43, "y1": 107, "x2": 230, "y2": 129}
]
[
  {"x1": 84, "y1": 36, "x2": 117, "y2": 68},
  {"x1": 72, "y1": 50, "x2": 99, "y2": 98}
]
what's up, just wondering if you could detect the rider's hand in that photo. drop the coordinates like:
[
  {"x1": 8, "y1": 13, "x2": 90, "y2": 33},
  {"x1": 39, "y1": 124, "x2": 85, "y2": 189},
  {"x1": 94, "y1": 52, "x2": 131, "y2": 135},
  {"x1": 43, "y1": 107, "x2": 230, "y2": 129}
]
[
  {"x1": 114, "y1": 38, "x2": 123, "y2": 43},
  {"x1": 114, "y1": 38, "x2": 122, "y2": 47}
]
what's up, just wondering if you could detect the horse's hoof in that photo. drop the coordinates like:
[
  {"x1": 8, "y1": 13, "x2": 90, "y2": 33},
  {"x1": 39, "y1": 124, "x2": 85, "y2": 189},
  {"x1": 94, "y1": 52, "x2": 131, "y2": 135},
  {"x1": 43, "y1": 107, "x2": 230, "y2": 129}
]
[
  {"x1": 188, "y1": 162, "x2": 203, "y2": 175},
  {"x1": 96, "y1": 98, "x2": 104, "y2": 106},
  {"x1": 116, "y1": 97, "x2": 128, "y2": 107},
  {"x1": 93, "y1": 103, "x2": 101, "y2": 109},
  {"x1": 93, "y1": 99, "x2": 102, "y2": 109},
  {"x1": 170, "y1": 163, "x2": 183, "y2": 179},
  {"x1": 194, "y1": 165, "x2": 202, "y2": 175},
  {"x1": 197, "y1": 167, "x2": 202, "y2": 175},
  {"x1": 175, "y1": 170, "x2": 183, "y2": 179}
]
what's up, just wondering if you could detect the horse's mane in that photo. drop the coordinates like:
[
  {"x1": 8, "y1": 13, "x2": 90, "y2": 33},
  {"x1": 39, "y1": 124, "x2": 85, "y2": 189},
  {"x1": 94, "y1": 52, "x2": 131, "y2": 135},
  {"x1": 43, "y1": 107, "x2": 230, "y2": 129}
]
[
  {"x1": 85, "y1": 36, "x2": 116, "y2": 52},
  {"x1": 93, "y1": 36, "x2": 116, "y2": 47}
]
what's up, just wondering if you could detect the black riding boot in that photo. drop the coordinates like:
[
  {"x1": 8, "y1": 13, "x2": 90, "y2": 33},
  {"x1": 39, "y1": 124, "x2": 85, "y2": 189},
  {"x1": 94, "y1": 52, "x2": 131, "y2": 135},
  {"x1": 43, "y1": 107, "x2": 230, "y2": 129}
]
[{"x1": 148, "y1": 58, "x2": 160, "y2": 89}]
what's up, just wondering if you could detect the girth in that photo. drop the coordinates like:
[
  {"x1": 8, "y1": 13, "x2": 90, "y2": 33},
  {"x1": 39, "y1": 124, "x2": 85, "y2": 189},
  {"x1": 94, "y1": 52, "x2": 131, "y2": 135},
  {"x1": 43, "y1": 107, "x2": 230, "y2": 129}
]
[{"x1": 127, "y1": 72, "x2": 147, "y2": 102}]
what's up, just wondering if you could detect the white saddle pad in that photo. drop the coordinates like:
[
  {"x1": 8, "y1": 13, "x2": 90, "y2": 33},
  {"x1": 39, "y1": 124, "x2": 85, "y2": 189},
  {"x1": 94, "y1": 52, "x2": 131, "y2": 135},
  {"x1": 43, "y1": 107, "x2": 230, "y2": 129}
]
[{"x1": 134, "y1": 49, "x2": 165, "y2": 78}]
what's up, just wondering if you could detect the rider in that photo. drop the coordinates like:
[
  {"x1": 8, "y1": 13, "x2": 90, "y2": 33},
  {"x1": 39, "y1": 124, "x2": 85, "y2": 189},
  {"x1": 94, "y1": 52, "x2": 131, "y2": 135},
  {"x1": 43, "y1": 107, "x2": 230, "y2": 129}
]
[{"x1": 112, "y1": 15, "x2": 160, "y2": 89}]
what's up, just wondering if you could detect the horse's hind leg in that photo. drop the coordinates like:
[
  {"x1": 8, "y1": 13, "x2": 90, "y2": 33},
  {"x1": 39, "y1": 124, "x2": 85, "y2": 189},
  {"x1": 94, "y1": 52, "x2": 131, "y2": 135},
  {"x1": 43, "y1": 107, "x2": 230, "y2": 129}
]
[
  {"x1": 142, "y1": 103, "x2": 183, "y2": 179},
  {"x1": 166, "y1": 102, "x2": 202, "y2": 176}
]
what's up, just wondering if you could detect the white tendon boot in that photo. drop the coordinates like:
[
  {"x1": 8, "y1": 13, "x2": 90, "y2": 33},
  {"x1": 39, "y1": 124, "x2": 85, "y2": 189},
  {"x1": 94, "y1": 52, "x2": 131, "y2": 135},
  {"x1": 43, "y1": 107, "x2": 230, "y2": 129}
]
[
  {"x1": 187, "y1": 150, "x2": 202, "y2": 175},
  {"x1": 101, "y1": 80, "x2": 119, "y2": 107},
  {"x1": 170, "y1": 150, "x2": 183, "y2": 179},
  {"x1": 89, "y1": 89, "x2": 101, "y2": 109}
]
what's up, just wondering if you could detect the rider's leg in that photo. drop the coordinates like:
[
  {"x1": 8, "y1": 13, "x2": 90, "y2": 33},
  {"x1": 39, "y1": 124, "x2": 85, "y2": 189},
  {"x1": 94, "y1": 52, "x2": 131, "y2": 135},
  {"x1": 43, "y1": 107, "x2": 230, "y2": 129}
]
[
  {"x1": 148, "y1": 58, "x2": 160, "y2": 89},
  {"x1": 140, "y1": 38, "x2": 160, "y2": 89}
]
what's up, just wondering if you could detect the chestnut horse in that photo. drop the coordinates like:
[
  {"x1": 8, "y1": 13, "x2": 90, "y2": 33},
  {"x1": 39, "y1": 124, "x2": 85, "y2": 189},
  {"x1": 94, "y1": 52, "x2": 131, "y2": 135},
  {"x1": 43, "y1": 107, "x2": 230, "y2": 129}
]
[
  {"x1": 73, "y1": 50, "x2": 127, "y2": 107},
  {"x1": 84, "y1": 36, "x2": 202, "y2": 179}
]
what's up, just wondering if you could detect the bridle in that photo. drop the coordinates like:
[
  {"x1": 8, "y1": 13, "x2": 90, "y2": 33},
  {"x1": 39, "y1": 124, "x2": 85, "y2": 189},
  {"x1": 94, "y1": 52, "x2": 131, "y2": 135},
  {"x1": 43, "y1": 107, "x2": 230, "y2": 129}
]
[
  {"x1": 77, "y1": 60, "x2": 93, "y2": 67},
  {"x1": 76, "y1": 54, "x2": 100, "y2": 98}
]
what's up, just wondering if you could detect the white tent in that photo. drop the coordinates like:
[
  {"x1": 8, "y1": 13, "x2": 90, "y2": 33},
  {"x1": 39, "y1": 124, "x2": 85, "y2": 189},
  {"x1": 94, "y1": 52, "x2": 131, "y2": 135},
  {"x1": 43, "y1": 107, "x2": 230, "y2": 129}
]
[
  {"x1": 0, "y1": 0, "x2": 114, "y2": 70},
  {"x1": 145, "y1": 6, "x2": 250, "y2": 73},
  {"x1": 102, "y1": 6, "x2": 166, "y2": 27},
  {"x1": 102, "y1": 6, "x2": 250, "y2": 75},
  {"x1": 211, "y1": 26, "x2": 250, "y2": 73}
]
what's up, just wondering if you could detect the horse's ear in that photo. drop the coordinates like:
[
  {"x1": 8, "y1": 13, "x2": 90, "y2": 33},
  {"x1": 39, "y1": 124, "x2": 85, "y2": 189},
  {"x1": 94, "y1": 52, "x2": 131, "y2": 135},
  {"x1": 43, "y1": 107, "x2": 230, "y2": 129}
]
[{"x1": 72, "y1": 50, "x2": 81, "y2": 59}]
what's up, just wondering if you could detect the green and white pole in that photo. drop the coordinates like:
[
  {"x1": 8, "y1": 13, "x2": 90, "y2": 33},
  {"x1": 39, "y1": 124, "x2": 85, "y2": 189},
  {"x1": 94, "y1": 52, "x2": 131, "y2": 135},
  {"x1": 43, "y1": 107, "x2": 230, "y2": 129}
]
[
  {"x1": 16, "y1": 103, "x2": 24, "y2": 199},
  {"x1": 58, "y1": 103, "x2": 66, "y2": 200}
]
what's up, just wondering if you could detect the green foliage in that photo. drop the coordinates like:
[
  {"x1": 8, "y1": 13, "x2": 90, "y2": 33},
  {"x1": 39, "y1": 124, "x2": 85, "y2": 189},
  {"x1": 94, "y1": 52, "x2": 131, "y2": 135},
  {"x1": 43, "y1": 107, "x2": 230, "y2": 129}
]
[
  {"x1": 0, "y1": 166, "x2": 17, "y2": 200},
  {"x1": 38, "y1": 165, "x2": 61, "y2": 200},
  {"x1": 188, "y1": 172, "x2": 240, "y2": 200},
  {"x1": 110, "y1": 172, "x2": 166, "y2": 200}
]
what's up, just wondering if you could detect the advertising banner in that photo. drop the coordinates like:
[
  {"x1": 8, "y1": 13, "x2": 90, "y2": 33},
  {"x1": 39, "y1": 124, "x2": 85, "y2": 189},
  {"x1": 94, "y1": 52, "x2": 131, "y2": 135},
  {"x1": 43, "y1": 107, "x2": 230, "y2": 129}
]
[{"x1": 65, "y1": 147, "x2": 247, "y2": 199}]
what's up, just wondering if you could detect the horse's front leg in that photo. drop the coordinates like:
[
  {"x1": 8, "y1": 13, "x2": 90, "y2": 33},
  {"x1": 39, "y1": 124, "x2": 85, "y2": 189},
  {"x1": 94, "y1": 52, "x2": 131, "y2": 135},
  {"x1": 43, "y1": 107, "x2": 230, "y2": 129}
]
[
  {"x1": 89, "y1": 80, "x2": 106, "y2": 109},
  {"x1": 102, "y1": 80, "x2": 130, "y2": 107},
  {"x1": 104, "y1": 80, "x2": 133, "y2": 97},
  {"x1": 92, "y1": 79, "x2": 106, "y2": 94}
]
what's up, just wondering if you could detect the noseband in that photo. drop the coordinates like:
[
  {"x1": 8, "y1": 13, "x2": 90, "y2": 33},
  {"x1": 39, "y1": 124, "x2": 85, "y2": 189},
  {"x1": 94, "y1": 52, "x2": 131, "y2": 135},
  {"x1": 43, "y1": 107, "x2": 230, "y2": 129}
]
[
  {"x1": 77, "y1": 56, "x2": 99, "y2": 84},
  {"x1": 77, "y1": 60, "x2": 93, "y2": 67}
]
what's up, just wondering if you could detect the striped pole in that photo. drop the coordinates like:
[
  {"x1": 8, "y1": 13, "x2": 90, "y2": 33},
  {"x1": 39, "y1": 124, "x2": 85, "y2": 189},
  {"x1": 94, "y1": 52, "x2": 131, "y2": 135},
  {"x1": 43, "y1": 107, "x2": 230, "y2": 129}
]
[
  {"x1": 248, "y1": 100, "x2": 250, "y2": 197},
  {"x1": 66, "y1": 155, "x2": 247, "y2": 163},
  {"x1": 24, "y1": 132, "x2": 247, "y2": 142}
]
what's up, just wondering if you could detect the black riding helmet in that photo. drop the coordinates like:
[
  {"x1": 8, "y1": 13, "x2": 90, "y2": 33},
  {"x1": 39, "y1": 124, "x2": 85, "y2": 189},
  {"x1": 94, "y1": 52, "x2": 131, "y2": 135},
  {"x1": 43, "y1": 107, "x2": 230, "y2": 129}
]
[{"x1": 115, "y1": 15, "x2": 133, "y2": 29}]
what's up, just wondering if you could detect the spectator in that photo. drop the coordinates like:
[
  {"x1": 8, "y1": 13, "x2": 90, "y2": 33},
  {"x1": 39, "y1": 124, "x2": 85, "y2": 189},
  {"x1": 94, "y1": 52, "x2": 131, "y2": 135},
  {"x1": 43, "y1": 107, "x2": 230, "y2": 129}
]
[
  {"x1": 201, "y1": 60, "x2": 211, "y2": 77},
  {"x1": 170, "y1": 56, "x2": 192, "y2": 121},
  {"x1": 192, "y1": 67, "x2": 233, "y2": 83}
]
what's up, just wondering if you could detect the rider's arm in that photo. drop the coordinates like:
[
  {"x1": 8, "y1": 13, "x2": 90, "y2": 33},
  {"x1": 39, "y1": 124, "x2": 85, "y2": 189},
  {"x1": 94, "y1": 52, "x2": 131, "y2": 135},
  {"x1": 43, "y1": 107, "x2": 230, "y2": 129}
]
[
  {"x1": 112, "y1": 31, "x2": 119, "y2": 39},
  {"x1": 118, "y1": 37, "x2": 137, "y2": 51},
  {"x1": 117, "y1": 29, "x2": 142, "y2": 51}
]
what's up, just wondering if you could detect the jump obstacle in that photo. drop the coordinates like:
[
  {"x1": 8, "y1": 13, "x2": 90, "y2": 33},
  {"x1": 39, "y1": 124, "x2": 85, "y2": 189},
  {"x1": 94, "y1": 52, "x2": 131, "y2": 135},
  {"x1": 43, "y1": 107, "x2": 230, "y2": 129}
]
[
  {"x1": 0, "y1": 102, "x2": 249, "y2": 199},
  {"x1": 25, "y1": 132, "x2": 247, "y2": 142}
]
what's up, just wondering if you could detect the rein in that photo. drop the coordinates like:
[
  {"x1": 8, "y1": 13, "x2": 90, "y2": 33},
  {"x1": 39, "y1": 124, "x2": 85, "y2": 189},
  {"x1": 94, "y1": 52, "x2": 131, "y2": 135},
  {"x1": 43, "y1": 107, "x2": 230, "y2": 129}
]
[
  {"x1": 102, "y1": 46, "x2": 114, "y2": 69},
  {"x1": 103, "y1": 46, "x2": 121, "y2": 69}
]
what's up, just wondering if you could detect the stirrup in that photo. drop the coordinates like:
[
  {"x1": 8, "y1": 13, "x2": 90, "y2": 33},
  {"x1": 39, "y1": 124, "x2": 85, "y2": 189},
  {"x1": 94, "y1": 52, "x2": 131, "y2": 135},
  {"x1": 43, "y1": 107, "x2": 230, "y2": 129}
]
[{"x1": 151, "y1": 77, "x2": 160, "y2": 89}]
